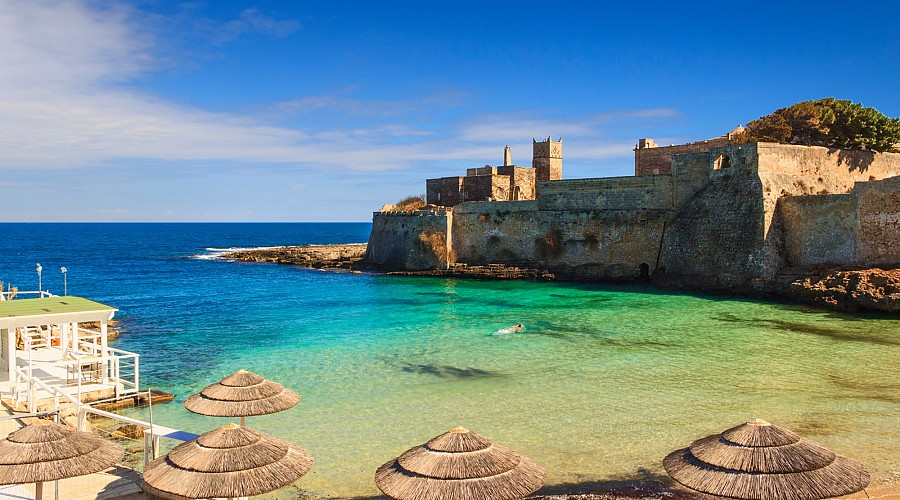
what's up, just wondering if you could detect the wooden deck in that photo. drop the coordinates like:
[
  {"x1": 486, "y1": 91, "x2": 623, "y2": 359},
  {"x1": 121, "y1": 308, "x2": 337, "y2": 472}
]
[{"x1": 0, "y1": 346, "x2": 121, "y2": 405}]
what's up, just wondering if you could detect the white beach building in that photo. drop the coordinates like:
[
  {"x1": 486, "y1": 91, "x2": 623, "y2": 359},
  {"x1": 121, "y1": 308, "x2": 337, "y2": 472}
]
[{"x1": 0, "y1": 295, "x2": 140, "y2": 412}]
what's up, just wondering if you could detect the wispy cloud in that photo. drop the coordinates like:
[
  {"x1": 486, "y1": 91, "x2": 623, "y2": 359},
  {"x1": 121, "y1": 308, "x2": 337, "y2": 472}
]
[
  {"x1": 273, "y1": 89, "x2": 472, "y2": 118},
  {"x1": 0, "y1": 1, "x2": 674, "y2": 177},
  {"x1": 457, "y1": 109, "x2": 678, "y2": 144},
  {"x1": 222, "y1": 8, "x2": 301, "y2": 39}
]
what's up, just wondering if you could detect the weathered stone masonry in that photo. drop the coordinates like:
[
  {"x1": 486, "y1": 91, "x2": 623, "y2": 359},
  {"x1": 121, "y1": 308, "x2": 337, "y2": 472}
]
[
  {"x1": 366, "y1": 141, "x2": 900, "y2": 290},
  {"x1": 426, "y1": 137, "x2": 560, "y2": 206}
]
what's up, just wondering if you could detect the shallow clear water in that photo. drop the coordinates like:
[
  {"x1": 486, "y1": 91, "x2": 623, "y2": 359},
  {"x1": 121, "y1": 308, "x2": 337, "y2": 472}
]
[{"x1": 2, "y1": 223, "x2": 897, "y2": 498}]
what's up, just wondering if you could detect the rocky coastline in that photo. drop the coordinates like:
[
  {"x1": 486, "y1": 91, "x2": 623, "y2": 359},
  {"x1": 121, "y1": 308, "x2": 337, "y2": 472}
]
[
  {"x1": 773, "y1": 267, "x2": 900, "y2": 313},
  {"x1": 224, "y1": 244, "x2": 367, "y2": 270},
  {"x1": 225, "y1": 244, "x2": 900, "y2": 314}
]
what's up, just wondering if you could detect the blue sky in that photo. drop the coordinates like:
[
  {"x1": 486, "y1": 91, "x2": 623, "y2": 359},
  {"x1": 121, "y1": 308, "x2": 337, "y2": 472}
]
[{"x1": 2, "y1": 0, "x2": 898, "y2": 222}]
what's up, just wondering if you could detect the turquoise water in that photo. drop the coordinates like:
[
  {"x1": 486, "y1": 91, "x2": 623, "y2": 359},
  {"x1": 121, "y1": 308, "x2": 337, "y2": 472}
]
[{"x1": 1, "y1": 224, "x2": 897, "y2": 498}]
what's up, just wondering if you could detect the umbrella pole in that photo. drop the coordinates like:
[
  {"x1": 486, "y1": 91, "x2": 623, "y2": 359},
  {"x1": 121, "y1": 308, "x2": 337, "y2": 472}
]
[
  {"x1": 35, "y1": 481, "x2": 43, "y2": 500},
  {"x1": 240, "y1": 416, "x2": 245, "y2": 427}
]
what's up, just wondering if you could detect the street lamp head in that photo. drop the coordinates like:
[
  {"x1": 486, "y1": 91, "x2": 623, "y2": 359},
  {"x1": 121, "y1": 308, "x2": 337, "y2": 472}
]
[
  {"x1": 60, "y1": 267, "x2": 67, "y2": 273},
  {"x1": 36, "y1": 263, "x2": 42, "y2": 273}
]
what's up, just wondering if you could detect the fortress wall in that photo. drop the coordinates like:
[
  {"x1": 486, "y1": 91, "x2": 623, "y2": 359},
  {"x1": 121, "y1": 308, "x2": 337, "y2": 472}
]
[
  {"x1": 757, "y1": 144, "x2": 900, "y2": 276},
  {"x1": 777, "y1": 175, "x2": 900, "y2": 267},
  {"x1": 757, "y1": 143, "x2": 900, "y2": 200},
  {"x1": 451, "y1": 204, "x2": 668, "y2": 280},
  {"x1": 382, "y1": 142, "x2": 900, "y2": 286},
  {"x1": 780, "y1": 194, "x2": 857, "y2": 266},
  {"x1": 855, "y1": 175, "x2": 900, "y2": 265},
  {"x1": 660, "y1": 162, "x2": 768, "y2": 288},
  {"x1": 672, "y1": 153, "x2": 712, "y2": 212},
  {"x1": 635, "y1": 137, "x2": 731, "y2": 176},
  {"x1": 537, "y1": 176, "x2": 673, "y2": 211},
  {"x1": 364, "y1": 211, "x2": 452, "y2": 270},
  {"x1": 453, "y1": 200, "x2": 539, "y2": 214}
]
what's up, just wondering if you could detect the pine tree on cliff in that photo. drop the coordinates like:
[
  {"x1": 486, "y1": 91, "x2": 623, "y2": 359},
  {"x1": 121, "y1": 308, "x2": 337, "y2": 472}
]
[{"x1": 741, "y1": 98, "x2": 900, "y2": 152}]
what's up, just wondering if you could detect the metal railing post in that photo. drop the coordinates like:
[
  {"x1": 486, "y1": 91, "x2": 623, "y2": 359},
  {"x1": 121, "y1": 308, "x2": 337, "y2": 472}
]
[
  {"x1": 28, "y1": 380, "x2": 35, "y2": 413},
  {"x1": 135, "y1": 356, "x2": 140, "y2": 392},
  {"x1": 143, "y1": 432, "x2": 151, "y2": 469},
  {"x1": 114, "y1": 358, "x2": 120, "y2": 398},
  {"x1": 77, "y1": 407, "x2": 87, "y2": 432}
]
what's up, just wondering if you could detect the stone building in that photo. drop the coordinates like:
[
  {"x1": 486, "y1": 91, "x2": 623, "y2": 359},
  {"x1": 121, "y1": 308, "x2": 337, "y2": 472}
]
[
  {"x1": 425, "y1": 137, "x2": 562, "y2": 207},
  {"x1": 634, "y1": 126, "x2": 744, "y2": 175},
  {"x1": 368, "y1": 135, "x2": 900, "y2": 290}
]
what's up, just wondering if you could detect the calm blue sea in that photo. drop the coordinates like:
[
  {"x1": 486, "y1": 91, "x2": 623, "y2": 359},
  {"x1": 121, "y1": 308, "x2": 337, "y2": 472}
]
[{"x1": 1, "y1": 223, "x2": 897, "y2": 498}]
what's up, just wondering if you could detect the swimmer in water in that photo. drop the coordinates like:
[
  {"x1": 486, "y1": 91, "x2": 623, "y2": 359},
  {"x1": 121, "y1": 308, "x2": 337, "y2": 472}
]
[
  {"x1": 512, "y1": 324, "x2": 524, "y2": 332},
  {"x1": 495, "y1": 324, "x2": 525, "y2": 334}
]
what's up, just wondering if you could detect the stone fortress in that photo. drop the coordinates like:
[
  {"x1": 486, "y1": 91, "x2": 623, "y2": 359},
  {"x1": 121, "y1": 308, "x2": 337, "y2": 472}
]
[
  {"x1": 365, "y1": 130, "x2": 900, "y2": 292},
  {"x1": 425, "y1": 137, "x2": 562, "y2": 207}
]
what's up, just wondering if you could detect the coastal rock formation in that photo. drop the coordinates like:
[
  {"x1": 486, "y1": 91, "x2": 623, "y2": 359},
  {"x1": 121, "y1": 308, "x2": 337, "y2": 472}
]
[
  {"x1": 783, "y1": 268, "x2": 900, "y2": 313},
  {"x1": 225, "y1": 244, "x2": 367, "y2": 270},
  {"x1": 364, "y1": 211, "x2": 451, "y2": 270}
]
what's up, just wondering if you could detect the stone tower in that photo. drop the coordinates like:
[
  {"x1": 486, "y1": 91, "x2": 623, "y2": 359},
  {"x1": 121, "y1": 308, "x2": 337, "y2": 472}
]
[
  {"x1": 532, "y1": 136, "x2": 562, "y2": 181},
  {"x1": 503, "y1": 145, "x2": 512, "y2": 166}
]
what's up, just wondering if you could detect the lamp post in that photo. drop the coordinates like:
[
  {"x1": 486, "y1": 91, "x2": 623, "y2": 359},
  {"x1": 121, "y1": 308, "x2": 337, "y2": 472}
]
[
  {"x1": 36, "y1": 263, "x2": 42, "y2": 297},
  {"x1": 60, "y1": 267, "x2": 67, "y2": 296}
]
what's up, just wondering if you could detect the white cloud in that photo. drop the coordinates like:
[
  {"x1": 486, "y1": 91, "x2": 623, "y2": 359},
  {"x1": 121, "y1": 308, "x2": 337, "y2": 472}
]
[
  {"x1": 457, "y1": 109, "x2": 678, "y2": 144},
  {"x1": 220, "y1": 8, "x2": 301, "y2": 40},
  {"x1": 0, "y1": 0, "x2": 674, "y2": 179}
]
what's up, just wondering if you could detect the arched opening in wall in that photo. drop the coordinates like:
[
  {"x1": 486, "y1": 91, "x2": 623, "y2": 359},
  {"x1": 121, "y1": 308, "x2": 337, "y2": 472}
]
[
  {"x1": 638, "y1": 263, "x2": 650, "y2": 281},
  {"x1": 513, "y1": 186, "x2": 522, "y2": 201},
  {"x1": 714, "y1": 153, "x2": 732, "y2": 170}
]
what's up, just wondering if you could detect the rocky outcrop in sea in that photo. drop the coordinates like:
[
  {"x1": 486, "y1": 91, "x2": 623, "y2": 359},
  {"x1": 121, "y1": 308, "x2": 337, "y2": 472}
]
[
  {"x1": 779, "y1": 267, "x2": 900, "y2": 313},
  {"x1": 224, "y1": 244, "x2": 367, "y2": 270}
]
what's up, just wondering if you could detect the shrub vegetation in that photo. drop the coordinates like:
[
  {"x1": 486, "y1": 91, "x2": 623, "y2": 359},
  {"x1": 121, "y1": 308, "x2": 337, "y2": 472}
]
[
  {"x1": 740, "y1": 98, "x2": 900, "y2": 152},
  {"x1": 389, "y1": 194, "x2": 426, "y2": 212}
]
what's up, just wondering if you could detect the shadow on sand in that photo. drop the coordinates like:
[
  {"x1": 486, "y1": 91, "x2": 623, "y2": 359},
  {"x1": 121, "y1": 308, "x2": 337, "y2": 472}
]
[{"x1": 322, "y1": 469, "x2": 707, "y2": 500}]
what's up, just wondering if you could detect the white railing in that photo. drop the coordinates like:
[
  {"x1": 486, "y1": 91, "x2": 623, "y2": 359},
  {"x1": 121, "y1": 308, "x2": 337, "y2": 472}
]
[
  {"x1": 14, "y1": 351, "x2": 141, "y2": 405},
  {"x1": 10, "y1": 366, "x2": 195, "y2": 468},
  {"x1": 106, "y1": 347, "x2": 140, "y2": 395},
  {"x1": 0, "y1": 289, "x2": 54, "y2": 300}
]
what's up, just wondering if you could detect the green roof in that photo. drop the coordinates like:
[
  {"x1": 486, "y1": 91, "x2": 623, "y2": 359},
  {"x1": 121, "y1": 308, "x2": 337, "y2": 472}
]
[{"x1": 0, "y1": 296, "x2": 117, "y2": 319}]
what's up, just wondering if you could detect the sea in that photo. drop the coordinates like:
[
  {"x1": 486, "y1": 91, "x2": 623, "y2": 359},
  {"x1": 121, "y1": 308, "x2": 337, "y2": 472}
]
[{"x1": 1, "y1": 223, "x2": 897, "y2": 498}]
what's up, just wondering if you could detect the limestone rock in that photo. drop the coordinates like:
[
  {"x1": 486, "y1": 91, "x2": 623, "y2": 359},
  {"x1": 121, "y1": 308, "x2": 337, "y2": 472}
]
[
  {"x1": 225, "y1": 244, "x2": 367, "y2": 270},
  {"x1": 112, "y1": 423, "x2": 146, "y2": 440},
  {"x1": 786, "y1": 268, "x2": 900, "y2": 313}
]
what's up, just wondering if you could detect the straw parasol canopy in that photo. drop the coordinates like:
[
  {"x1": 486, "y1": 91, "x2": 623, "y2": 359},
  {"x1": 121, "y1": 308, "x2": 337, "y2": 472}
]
[
  {"x1": 183, "y1": 369, "x2": 300, "y2": 425},
  {"x1": 0, "y1": 419, "x2": 123, "y2": 499},
  {"x1": 375, "y1": 426, "x2": 546, "y2": 500},
  {"x1": 142, "y1": 423, "x2": 313, "y2": 499},
  {"x1": 663, "y1": 419, "x2": 869, "y2": 500}
]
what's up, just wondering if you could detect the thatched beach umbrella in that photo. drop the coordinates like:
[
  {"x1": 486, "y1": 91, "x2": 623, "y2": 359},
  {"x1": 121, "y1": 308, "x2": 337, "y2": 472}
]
[
  {"x1": 0, "y1": 419, "x2": 123, "y2": 500},
  {"x1": 183, "y1": 369, "x2": 300, "y2": 426},
  {"x1": 375, "y1": 426, "x2": 546, "y2": 500},
  {"x1": 142, "y1": 423, "x2": 313, "y2": 499},
  {"x1": 663, "y1": 419, "x2": 869, "y2": 499}
]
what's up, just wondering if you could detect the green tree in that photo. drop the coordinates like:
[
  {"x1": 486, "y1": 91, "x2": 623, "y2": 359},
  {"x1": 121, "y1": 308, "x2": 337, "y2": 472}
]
[{"x1": 742, "y1": 98, "x2": 900, "y2": 152}]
